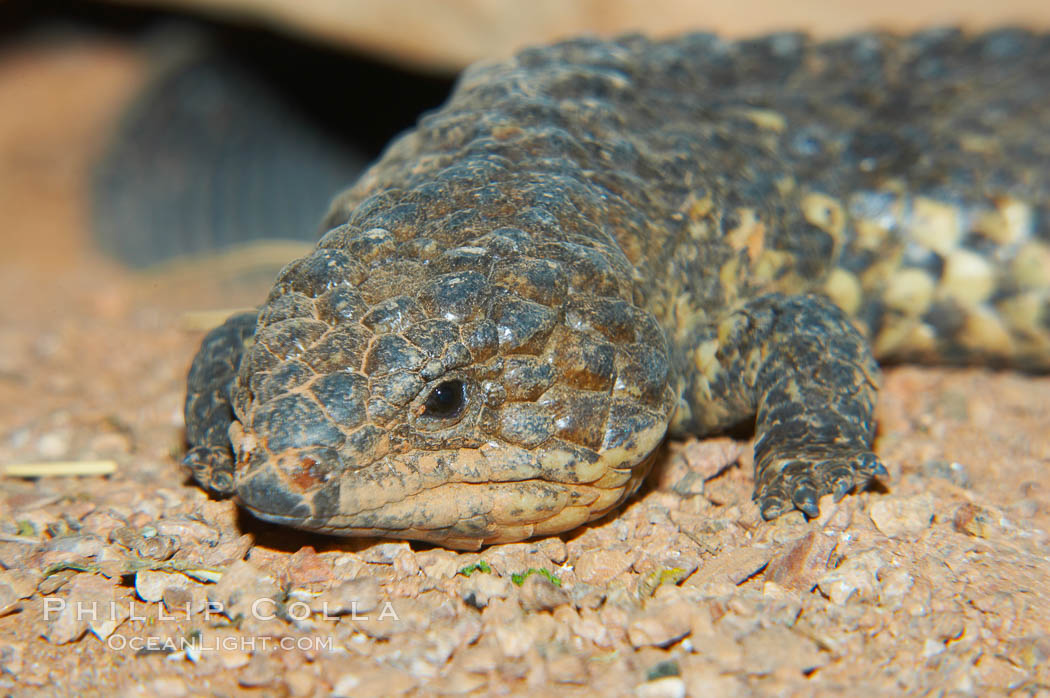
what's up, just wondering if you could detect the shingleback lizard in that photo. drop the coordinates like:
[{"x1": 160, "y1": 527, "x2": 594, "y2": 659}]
[{"x1": 183, "y1": 29, "x2": 1050, "y2": 550}]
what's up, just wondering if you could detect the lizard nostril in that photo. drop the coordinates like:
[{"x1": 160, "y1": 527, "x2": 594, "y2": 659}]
[{"x1": 422, "y1": 379, "x2": 466, "y2": 420}]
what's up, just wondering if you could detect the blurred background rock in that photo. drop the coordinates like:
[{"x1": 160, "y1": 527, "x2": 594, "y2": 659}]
[
  {"x1": 1, "y1": 0, "x2": 1047, "y2": 271},
  {"x1": 102, "y1": 0, "x2": 1050, "y2": 71}
]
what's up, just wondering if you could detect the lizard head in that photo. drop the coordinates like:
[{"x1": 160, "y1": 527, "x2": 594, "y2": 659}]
[{"x1": 229, "y1": 220, "x2": 676, "y2": 549}]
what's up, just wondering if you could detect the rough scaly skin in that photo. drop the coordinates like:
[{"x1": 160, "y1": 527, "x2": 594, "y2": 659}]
[{"x1": 184, "y1": 29, "x2": 1050, "y2": 549}]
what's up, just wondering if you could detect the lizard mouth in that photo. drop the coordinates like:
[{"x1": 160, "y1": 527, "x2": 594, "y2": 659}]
[{"x1": 234, "y1": 435, "x2": 664, "y2": 549}]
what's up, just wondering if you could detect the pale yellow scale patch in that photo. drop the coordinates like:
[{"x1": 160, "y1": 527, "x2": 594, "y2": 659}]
[
  {"x1": 716, "y1": 313, "x2": 744, "y2": 348},
  {"x1": 229, "y1": 420, "x2": 254, "y2": 460},
  {"x1": 687, "y1": 218, "x2": 714, "y2": 241},
  {"x1": 683, "y1": 192, "x2": 715, "y2": 240},
  {"x1": 751, "y1": 248, "x2": 796, "y2": 286},
  {"x1": 596, "y1": 472, "x2": 642, "y2": 508},
  {"x1": 693, "y1": 339, "x2": 721, "y2": 383},
  {"x1": 959, "y1": 132, "x2": 999, "y2": 155},
  {"x1": 975, "y1": 196, "x2": 1033, "y2": 246},
  {"x1": 488, "y1": 485, "x2": 576, "y2": 526},
  {"x1": 538, "y1": 447, "x2": 607, "y2": 484},
  {"x1": 480, "y1": 457, "x2": 651, "y2": 545},
  {"x1": 735, "y1": 107, "x2": 787, "y2": 133},
  {"x1": 998, "y1": 291, "x2": 1050, "y2": 348},
  {"x1": 800, "y1": 191, "x2": 848, "y2": 296},
  {"x1": 849, "y1": 186, "x2": 907, "y2": 249},
  {"x1": 873, "y1": 317, "x2": 923, "y2": 358},
  {"x1": 537, "y1": 417, "x2": 666, "y2": 496},
  {"x1": 909, "y1": 197, "x2": 963, "y2": 255},
  {"x1": 591, "y1": 466, "x2": 635, "y2": 490},
  {"x1": 692, "y1": 394, "x2": 737, "y2": 432},
  {"x1": 853, "y1": 217, "x2": 892, "y2": 249},
  {"x1": 529, "y1": 505, "x2": 592, "y2": 538},
  {"x1": 848, "y1": 191, "x2": 908, "y2": 300},
  {"x1": 842, "y1": 212, "x2": 907, "y2": 296},
  {"x1": 775, "y1": 176, "x2": 796, "y2": 197},
  {"x1": 883, "y1": 268, "x2": 936, "y2": 315},
  {"x1": 620, "y1": 225, "x2": 646, "y2": 266},
  {"x1": 725, "y1": 207, "x2": 766, "y2": 264},
  {"x1": 801, "y1": 192, "x2": 846, "y2": 249},
  {"x1": 718, "y1": 255, "x2": 744, "y2": 306},
  {"x1": 688, "y1": 340, "x2": 721, "y2": 412},
  {"x1": 1010, "y1": 242, "x2": 1050, "y2": 289},
  {"x1": 583, "y1": 476, "x2": 642, "y2": 521},
  {"x1": 672, "y1": 292, "x2": 701, "y2": 339},
  {"x1": 601, "y1": 420, "x2": 667, "y2": 473},
  {"x1": 903, "y1": 322, "x2": 938, "y2": 356},
  {"x1": 959, "y1": 306, "x2": 1015, "y2": 358},
  {"x1": 878, "y1": 319, "x2": 938, "y2": 358},
  {"x1": 688, "y1": 193, "x2": 714, "y2": 220},
  {"x1": 746, "y1": 346, "x2": 767, "y2": 385},
  {"x1": 940, "y1": 248, "x2": 996, "y2": 306},
  {"x1": 823, "y1": 267, "x2": 862, "y2": 316}
]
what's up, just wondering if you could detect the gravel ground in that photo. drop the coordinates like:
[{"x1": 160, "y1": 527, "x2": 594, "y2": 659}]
[{"x1": 1, "y1": 30, "x2": 1049, "y2": 698}]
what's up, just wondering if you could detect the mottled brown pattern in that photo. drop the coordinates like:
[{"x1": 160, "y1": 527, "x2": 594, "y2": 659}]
[{"x1": 185, "y1": 29, "x2": 1050, "y2": 548}]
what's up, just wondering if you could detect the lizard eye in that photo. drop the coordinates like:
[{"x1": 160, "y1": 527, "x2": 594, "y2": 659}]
[{"x1": 422, "y1": 379, "x2": 466, "y2": 420}]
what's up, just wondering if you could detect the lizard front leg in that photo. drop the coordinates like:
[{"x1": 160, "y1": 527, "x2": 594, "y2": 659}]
[
  {"x1": 677, "y1": 293, "x2": 887, "y2": 518},
  {"x1": 183, "y1": 311, "x2": 258, "y2": 495}
]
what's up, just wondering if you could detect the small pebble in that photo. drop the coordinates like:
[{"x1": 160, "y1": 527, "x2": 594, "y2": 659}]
[
  {"x1": 627, "y1": 600, "x2": 693, "y2": 648},
  {"x1": 574, "y1": 548, "x2": 634, "y2": 585},
  {"x1": 320, "y1": 577, "x2": 381, "y2": 615},
  {"x1": 135, "y1": 570, "x2": 187, "y2": 603},
  {"x1": 869, "y1": 493, "x2": 935, "y2": 538}
]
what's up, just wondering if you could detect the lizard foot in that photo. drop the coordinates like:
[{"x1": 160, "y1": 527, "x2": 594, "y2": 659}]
[{"x1": 755, "y1": 449, "x2": 887, "y2": 520}]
